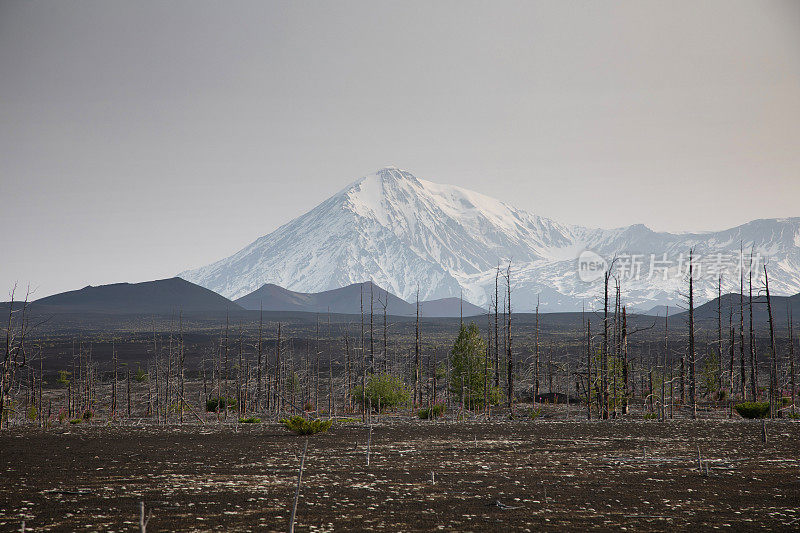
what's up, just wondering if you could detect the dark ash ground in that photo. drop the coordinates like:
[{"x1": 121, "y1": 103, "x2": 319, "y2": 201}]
[{"x1": 1, "y1": 417, "x2": 799, "y2": 532}]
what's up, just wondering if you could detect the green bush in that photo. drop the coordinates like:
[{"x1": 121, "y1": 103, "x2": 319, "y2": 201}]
[
  {"x1": 418, "y1": 403, "x2": 446, "y2": 419},
  {"x1": 530, "y1": 408, "x2": 542, "y2": 420},
  {"x1": 643, "y1": 412, "x2": 658, "y2": 420},
  {"x1": 134, "y1": 367, "x2": 149, "y2": 383},
  {"x1": 734, "y1": 401, "x2": 770, "y2": 419},
  {"x1": 350, "y1": 373, "x2": 410, "y2": 412},
  {"x1": 82, "y1": 410, "x2": 93, "y2": 420},
  {"x1": 780, "y1": 397, "x2": 791, "y2": 407},
  {"x1": 238, "y1": 416, "x2": 261, "y2": 424},
  {"x1": 280, "y1": 415, "x2": 333, "y2": 435},
  {"x1": 26, "y1": 406, "x2": 38, "y2": 422},
  {"x1": 69, "y1": 418, "x2": 82, "y2": 424},
  {"x1": 206, "y1": 397, "x2": 238, "y2": 412}
]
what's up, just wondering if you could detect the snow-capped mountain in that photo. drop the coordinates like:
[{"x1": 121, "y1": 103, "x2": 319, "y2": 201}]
[{"x1": 179, "y1": 167, "x2": 800, "y2": 312}]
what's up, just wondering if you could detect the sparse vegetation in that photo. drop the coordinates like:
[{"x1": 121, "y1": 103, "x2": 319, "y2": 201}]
[
  {"x1": 238, "y1": 416, "x2": 261, "y2": 423},
  {"x1": 351, "y1": 373, "x2": 410, "y2": 412},
  {"x1": 734, "y1": 402, "x2": 770, "y2": 419},
  {"x1": 418, "y1": 403, "x2": 446, "y2": 419},
  {"x1": 206, "y1": 397, "x2": 237, "y2": 412},
  {"x1": 280, "y1": 415, "x2": 333, "y2": 435}
]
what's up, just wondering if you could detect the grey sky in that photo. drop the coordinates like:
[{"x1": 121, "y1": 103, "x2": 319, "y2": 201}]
[{"x1": 2, "y1": 0, "x2": 799, "y2": 298}]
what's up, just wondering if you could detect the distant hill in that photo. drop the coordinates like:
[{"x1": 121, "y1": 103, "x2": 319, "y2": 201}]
[
  {"x1": 417, "y1": 297, "x2": 486, "y2": 318},
  {"x1": 30, "y1": 277, "x2": 242, "y2": 314},
  {"x1": 676, "y1": 291, "x2": 800, "y2": 324},
  {"x1": 235, "y1": 281, "x2": 485, "y2": 317}
]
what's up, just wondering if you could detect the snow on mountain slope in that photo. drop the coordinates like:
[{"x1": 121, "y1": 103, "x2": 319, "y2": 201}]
[{"x1": 179, "y1": 168, "x2": 800, "y2": 311}]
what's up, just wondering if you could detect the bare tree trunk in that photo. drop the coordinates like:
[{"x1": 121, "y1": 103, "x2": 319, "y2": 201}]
[
  {"x1": 494, "y1": 265, "x2": 500, "y2": 389},
  {"x1": 369, "y1": 283, "x2": 374, "y2": 374},
  {"x1": 586, "y1": 317, "x2": 591, "y2": 421},
  {"x1": 506, "y1": 263, "x2": 513, "y2": 414},
  {"x1": 788, "y1": 306, "x2": 795, "y2": 418},
  {"x1": 383, "y1": 291, "x2": 388, "y2": 373},
  {"x1": 622, "y1": 307, "x2": 629, "y2": 414},
  {"x1": 257, "y1": 305, "x2": 263, "y2": 410},
  {"x1": 717, "y1": 276, "x2": 724, "y2": 398},
  {"x1": 729, "y1": 307, "x2": 735, "y2": 417},
  {"x1": 534, "y1": 297, "x2": 540, "y2": 405},
  {"x1": 275, "y1": 323, "x2": 282, "y2": 414},
  {"x1": 662, "y1": 307, "x2": 668, "y2": 421},
  {"x1": 178, "y1": 311, "x2": 184, "y2": 424},
  {"x1": 224, "y1": 312, "x2": 229, "y2": 419},
  {"x1": 415, "y1": 287, "x2": 420, "y2": 408},
  {"x1": 764, "y1": 265, "x2": 778, "y2": 418},
  {"x1": 689, "y1": 250, "x2": 697, "y2": 419},
  {"x1": 111, "y1": 341, "x2": 118, "y2": 419},
  {"x1": 749, "y1": 259, "x2": 756, "y2": 401},
  {"x1": 602, "y1": 271, "x2": 610, "y2": 419}
]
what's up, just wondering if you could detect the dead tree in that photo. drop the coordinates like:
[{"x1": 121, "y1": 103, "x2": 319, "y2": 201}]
[
  {"x1": 494, "y1": 265, "x2": 500, "y2": 389},
  {"x1": 505, "y1": 263, "x2": 513, "y2": 413},
  {"x1": 621, "y1": 306, "x2": 629, "y2": 414},
  {"x1": 223, "y1": 312, "x2": 230, "y2": 418},
  {"x1": 717, "y1": 275, "x2": 724, "y2": 396},
  {"x1": 534, "y1": 296, "x2": 540, "y2": 405},
  {"x1": 688, "y1": 250, "x2": 697, "y2": 419},
  {"x1": 601, "y1": 269, "x2": 611, "y2": 419},
  {"x1": 2, "y1": 285, "x2": 33, "y2": 429},
  {"x1": 257, "y1": 305, "x2": 263, "y2": 410},
  {"x1": 111, "y1": 340, "x2": 118, "y2": 419},
  {"x1": 739, "y1": 244, "x2": 746, "y2": 401},
  {"x1": 749, "y1": 251, "x2": 757, "y2": 401},
  {"x1": 661, "y1": 307, "x2": 668, "y2": 421},
  {"x1": 369, "y1": 283, "x2": 375, "y2": 374},
  {"x1": 764, "y1": 265, "x2": 778, "y2": 418},
  {"x1": 343, "y1": 328, "x2": 351, "y2": 412},
  {"x1": 178, "y1": 311, "x2": 185, "y2": 423},
  {"x1": 382, "y1": 290, "x2": 389, "y2": 373},
  {"x1": 728, "y1": 307, "x2": 735, "y2": 415},
  {"x1": 788, "y1": 306, "x2": 795, "y2": 418},
  {"x1": 414, "y1": 286, "x2": 420, "y2": 407},
  {"x1": 586, "y1": 317, "x2": 592, "y2": 421},
  {"x1": 274, "y1": 323, "x2": 282, "y2": 413}
]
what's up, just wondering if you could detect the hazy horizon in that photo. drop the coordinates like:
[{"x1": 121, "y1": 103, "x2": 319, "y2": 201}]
[{"x1": 2, "y1": 1, "x2": 799, "y2": 298}]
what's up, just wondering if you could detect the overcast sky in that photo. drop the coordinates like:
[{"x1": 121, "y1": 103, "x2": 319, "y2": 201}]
[{"x1": 2, "y1": 0, "x2": 799, "y2": 298}]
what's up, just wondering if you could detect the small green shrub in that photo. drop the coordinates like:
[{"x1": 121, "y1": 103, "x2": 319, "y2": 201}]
[
  {"x1": 530, "y1": 408, "x2": 541, "y2": 420},
  {"x1": 206, "y1": 397, "x2": 238, "y2": 412},
  {"x1": 280, "y1": 415, "x2": 333, "y2": 435},
  {"x1": 350, "y1": 373, "x2": 410, "y2": 412},
  {"x1": 780, "y1": 397, "x2": 791, "y2": 407},
  {"x1": 418, "y1": 403, "x2": 446, "y2": 419},
  {"x1": 238, "y1": 416, "x2": 261, "y2": 424},
  {"x1": 69, "y1": 418, "x2": 82, "y2": 424},
  {"x1": 26, "y1": 406, "x2": 38, "y2": 422},
  {"x1": 643, "y1": 412, "x2": 658, "y2": 420},
  {"x1": 82, "y1": 410, "x2": 93, "y2": 420},
  {"x1": 734, "y1": 401, "x2": 770, "y2": 419},
  {"x1": 134, "y1": 367, "x2": 149, "y2": 383}
]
